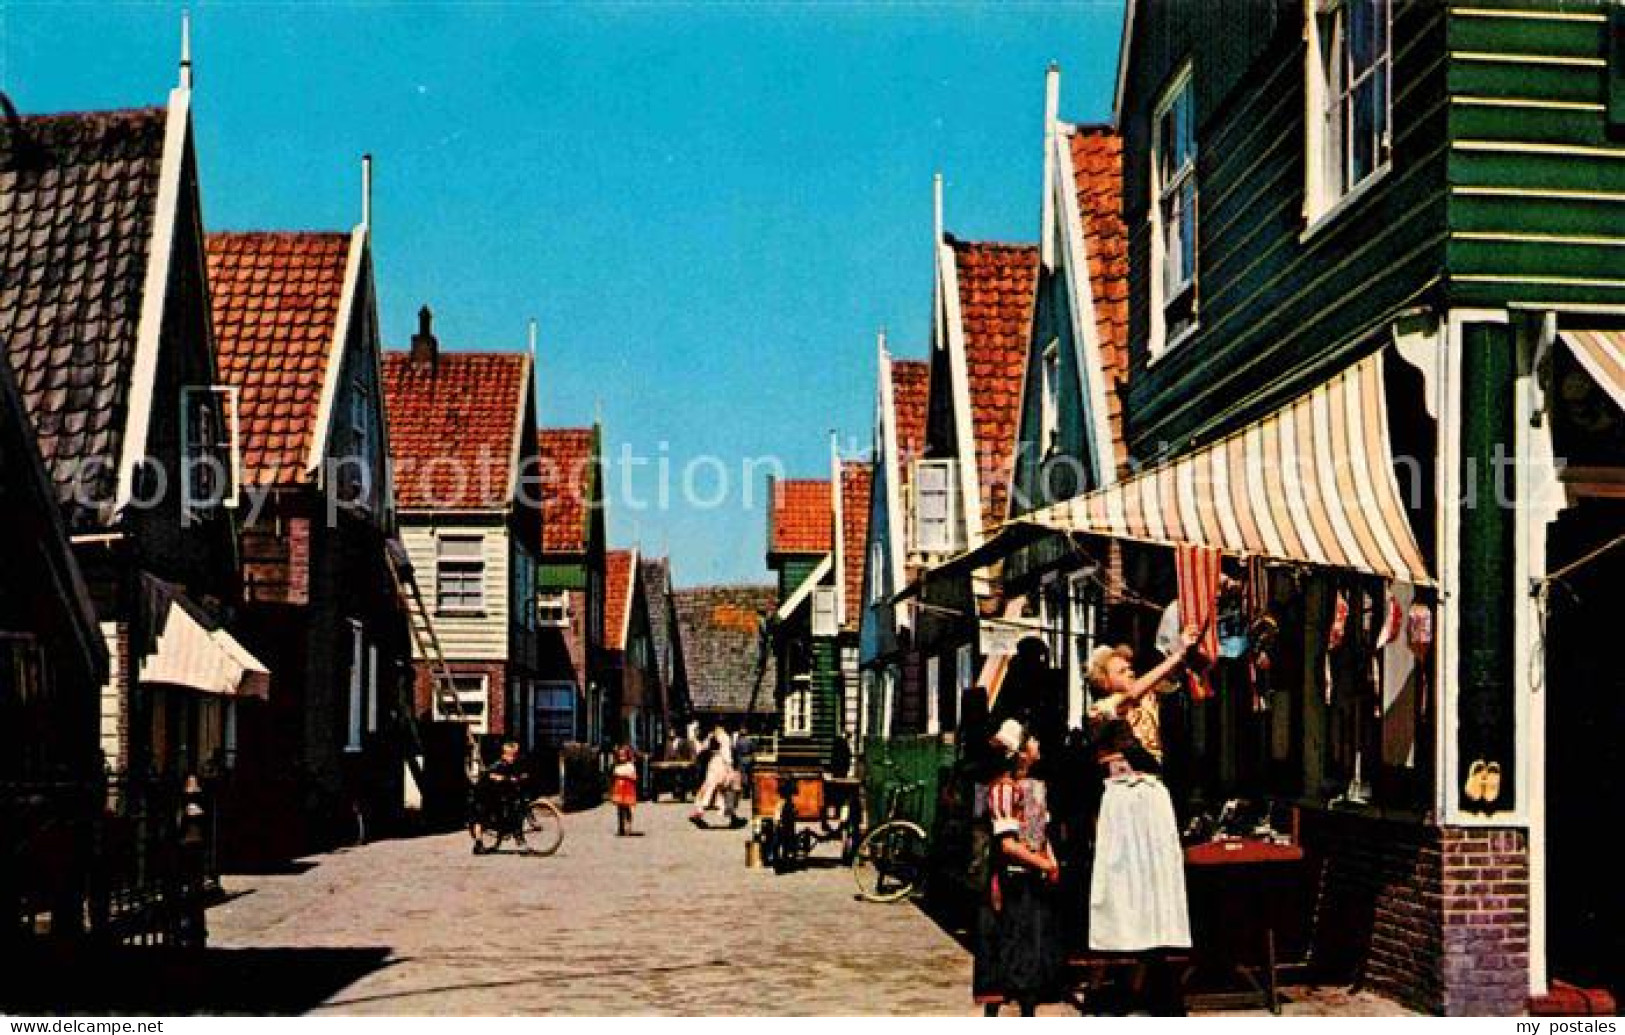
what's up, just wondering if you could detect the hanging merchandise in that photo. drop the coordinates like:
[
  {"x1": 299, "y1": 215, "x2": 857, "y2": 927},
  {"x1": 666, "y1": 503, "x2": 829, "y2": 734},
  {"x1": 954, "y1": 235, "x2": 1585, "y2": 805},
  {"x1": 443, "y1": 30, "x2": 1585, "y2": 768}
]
[
  {"x1": 1175, "y1": 544, "x2": 1223, "y2": 701},
  {"x1": 1375, "y1": 591, "x2": 1404, "y2": 651},
  {"x1": 1245, "y1": 555, "x2": 1270, "y2": 622},
  {"x1": 1324, "y1": 587, "x2": 1350, "y2": 705},
  {"x1": 1406, "y1": 601, "x2": 1434, "y2": 659},
  {"x1": 1217, "y1": 595, "x2": 1250, "y2": 660}
]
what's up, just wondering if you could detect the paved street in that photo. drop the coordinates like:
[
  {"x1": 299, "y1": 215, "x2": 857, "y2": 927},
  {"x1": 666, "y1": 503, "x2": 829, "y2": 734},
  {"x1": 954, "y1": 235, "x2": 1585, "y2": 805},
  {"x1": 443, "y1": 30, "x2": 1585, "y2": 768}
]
[
  {"x1": 208, "y1": 799, "x2": 974, "y2": 1015},
  {"x1": 194, "y1": 798, "x2": 1413, "y2": 1017}
]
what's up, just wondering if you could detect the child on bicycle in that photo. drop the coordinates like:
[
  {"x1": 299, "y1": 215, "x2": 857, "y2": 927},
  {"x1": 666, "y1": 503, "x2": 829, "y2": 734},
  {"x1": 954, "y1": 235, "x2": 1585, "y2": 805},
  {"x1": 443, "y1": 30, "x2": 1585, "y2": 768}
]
[
  {"x1": 611, "y1": 744, "x2": 640, "y2": 836},
  {"x1": 471, "y1": 740, "x2": 524, "y2": 854}
]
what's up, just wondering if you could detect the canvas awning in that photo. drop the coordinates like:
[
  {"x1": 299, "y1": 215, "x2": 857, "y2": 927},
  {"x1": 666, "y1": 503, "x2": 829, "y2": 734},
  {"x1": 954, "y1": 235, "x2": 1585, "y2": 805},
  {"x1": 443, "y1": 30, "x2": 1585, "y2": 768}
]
[
  {"x1": 898, "y1": 350, "x2": 1432, "y2": 595},
  {"x1": 1019, "y1": 351, "x2": 1431, "y2": 585},
  {"x1": 1558, "y1": 330, "x2": 1625, "y2": 414},
  {"x1": 140, "y1": 597, "x2": 270, "y2": 699}
]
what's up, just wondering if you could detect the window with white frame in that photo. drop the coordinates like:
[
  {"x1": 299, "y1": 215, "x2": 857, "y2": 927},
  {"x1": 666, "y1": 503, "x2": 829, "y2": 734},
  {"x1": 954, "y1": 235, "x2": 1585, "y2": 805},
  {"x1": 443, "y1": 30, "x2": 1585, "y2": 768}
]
[
  {"x1": 911, "y1": 459, "x2": 962, "y2": 554},
  {"x1": 925, "y1": 656, "x2": 941, "y2": 735},
  {"x1": 436, "y1": 534, "x2": 485, "y2": 613},
  {"x1": 537, "y1": 591, "x2": 571, "y2": 628},
  {"x1": 366, "y1": 643, "x2": 379, "y2": 734},
  {"x1": 1150, "y1": 65, "x2": 1198, "y2": 355},
  {"x1": 952, "y1": 644, "x2": 972, "y2": 733},
  {"x1": 811, "y1": 586, "x2": 838, "y2": 638},
  {"x1": 341, "y1": 377, "x2": 375, "y2": 511},
  {"x1": 436, "y1": 673, "x2": 490, "y2": 733},
  {"x1": 1040, "y1": 339, "x2": 1061, "y2": 457},
  {"x1": 784, "y1": 678, "x2": 813, "y2": 737},
  {"x1": 868, "y1": 539, "x2": 885, "y2": 607},
  {"x1": 1306, "y1": 0, "x2": 1392, "y2": 224}
]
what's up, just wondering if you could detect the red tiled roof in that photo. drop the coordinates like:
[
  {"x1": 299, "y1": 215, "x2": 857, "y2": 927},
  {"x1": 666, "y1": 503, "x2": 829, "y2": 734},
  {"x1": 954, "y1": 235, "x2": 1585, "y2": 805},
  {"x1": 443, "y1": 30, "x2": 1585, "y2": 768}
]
[
  {"x1": 890, "y1": 359, "x2": 930, "y2": 476},
  {"x1": 539, "y1": 427, "x2": 595, "y2": 555},
  {"x1": 206, "y1": 232, "x2": 351, "y2": 485},
  {"x1": 0, "y1": 107, "x2": 168, "y2": 528},
  {"x1": 1068, "y1": 126, "x2": 1130, "y2": 473},
  {"x1": 382, "y1": 351, "x2": 530, "y2": 510},
  {"x1": 769, "y1": 478, "x2": 833, "y2": 556},
  {"x1": 604, "y1": 549, "x2": 637, "y2": 651},
  {"x1": 839, "y1": 461, "x2": 872, "y2": 632},
  {"x1": 949, "y1": 238, "x2": 1039, "y2": 531}
]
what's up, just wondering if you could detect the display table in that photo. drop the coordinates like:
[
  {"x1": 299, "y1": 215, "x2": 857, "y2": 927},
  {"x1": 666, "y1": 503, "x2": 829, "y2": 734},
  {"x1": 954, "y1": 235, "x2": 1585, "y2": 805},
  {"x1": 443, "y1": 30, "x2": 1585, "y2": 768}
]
[{"x1": 1182, "y1": 839, "x2": 1309, "y2": 1014}]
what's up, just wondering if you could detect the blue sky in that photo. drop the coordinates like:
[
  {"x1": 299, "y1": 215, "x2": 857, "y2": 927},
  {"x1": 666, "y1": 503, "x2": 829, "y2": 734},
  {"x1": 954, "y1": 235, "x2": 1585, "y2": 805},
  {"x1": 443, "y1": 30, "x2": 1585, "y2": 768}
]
[{"x1": 2, "y1": 1, "x2": 1124, "y2": 587}]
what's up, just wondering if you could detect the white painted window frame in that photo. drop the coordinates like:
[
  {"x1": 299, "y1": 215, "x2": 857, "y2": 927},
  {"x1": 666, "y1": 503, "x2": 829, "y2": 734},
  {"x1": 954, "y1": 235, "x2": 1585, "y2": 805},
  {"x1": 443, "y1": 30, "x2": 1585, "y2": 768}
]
[
  {"x1": 366, "y1": 642, "x2": 379, "y2": 734},
  {"x1": 925, "y1": 655, "x2": 941, "y2": 735},
  {"x1": 437, "y1": 673, "x2": 491, "y2": 735},
  {"x1": 784, "y1": 677, "x2": 814, "y2": 737},
  {"x1": 912, "y1": 458, "x2": 962, "y2": 555},
  {"x1": 537, "y1": 590, "x2": 571, "y2": 628},
  {"x1": 1303, "y1": 0, "x2": 1393, "y2": 234},
  {"x1": 179, "y1": 384, "x2": 241, "y2": 514},
  {"x1": 1148, "y1": 62, "x2": 1198, "y2": 361},
  {"x1": 435, "y1": 533, "x2": 486, "y2": 614},
  {"x1": 1040, "y1": 338, "x2": 1061, "y2": 457},
  {"x1": 811, "y1": 586, "x2": 839, "y2": 638}
]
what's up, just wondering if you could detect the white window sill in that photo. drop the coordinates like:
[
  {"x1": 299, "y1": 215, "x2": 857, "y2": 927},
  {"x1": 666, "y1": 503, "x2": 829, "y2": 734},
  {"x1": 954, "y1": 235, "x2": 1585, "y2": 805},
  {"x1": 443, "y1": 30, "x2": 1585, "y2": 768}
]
[
  {"x1": 1300, "y1": 163, "x2": 1393, "y2": 245},
  {"x1": 343, "y1": 744, "x2": 363, "y2": 755},
  {"x1": 437, "y1": 608, "x2": 487, "y2": 618},
  {"x1": 1146, "y1": 321, "x2": 1201, "y2": 370}
]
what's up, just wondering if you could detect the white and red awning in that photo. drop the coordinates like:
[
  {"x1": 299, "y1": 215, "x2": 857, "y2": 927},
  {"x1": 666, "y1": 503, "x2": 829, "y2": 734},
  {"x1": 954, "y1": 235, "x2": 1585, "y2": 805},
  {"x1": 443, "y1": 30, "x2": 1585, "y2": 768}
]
[{"x1": 1018, "y1": 351, "x2": 1431, "y2": 585}]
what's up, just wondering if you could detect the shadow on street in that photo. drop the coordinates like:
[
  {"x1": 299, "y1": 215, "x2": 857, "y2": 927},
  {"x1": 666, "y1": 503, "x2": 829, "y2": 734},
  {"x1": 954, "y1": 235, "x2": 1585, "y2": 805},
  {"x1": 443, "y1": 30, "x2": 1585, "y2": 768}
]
[{"x1": 4, "y1": 945, "x2": 396, "y2": 1015}]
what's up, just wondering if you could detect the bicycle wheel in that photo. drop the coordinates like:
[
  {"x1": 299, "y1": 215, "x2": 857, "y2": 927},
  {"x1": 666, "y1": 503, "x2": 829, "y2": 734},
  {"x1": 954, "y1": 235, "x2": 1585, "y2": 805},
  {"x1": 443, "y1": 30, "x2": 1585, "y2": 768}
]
[
  {"x1": 853, "y1": 819, "x2": 928, "y2": 903},
  {"x1": 519, "y1": 798, "x2": 564, "y2": 856},
  {"x1": 477, "y1": 824, "x2": 504, "y2": 854}
]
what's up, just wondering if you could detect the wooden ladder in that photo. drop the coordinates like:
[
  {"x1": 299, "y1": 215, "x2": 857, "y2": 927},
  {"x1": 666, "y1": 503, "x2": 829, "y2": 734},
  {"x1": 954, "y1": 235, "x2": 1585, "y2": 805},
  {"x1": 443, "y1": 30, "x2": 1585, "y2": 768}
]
[{"x1": 386, "y1": 539, "x2": 482, "y2": 782}]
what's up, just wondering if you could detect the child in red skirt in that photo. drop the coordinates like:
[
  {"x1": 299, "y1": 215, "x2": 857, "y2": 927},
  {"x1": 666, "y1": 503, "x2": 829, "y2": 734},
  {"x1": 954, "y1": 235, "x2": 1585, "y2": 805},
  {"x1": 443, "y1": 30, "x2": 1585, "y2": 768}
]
[{"x1": 611, "y1": 745, "x2": 639, "y2": 836}]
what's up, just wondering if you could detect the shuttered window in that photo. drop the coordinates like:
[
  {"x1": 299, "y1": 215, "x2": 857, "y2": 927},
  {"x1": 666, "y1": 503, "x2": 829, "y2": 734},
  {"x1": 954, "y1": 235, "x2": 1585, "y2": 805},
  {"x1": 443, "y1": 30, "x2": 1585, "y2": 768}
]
[
  {"x1": 436, "y1": 534, "x2": 485, "y2": 612},
  {"x1": 912, "y1": 459, "x2": 960, "y2": 554},
  {"x1": 811, "y1": 586, "x2": 838, "y2": 637}
]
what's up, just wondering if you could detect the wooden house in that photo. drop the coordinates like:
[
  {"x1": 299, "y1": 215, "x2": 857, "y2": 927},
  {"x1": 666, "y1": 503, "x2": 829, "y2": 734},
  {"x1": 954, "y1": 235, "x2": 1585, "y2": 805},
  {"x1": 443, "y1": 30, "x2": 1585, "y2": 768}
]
[
  {"x1": 382, "y1": 308, "x2": 543, "y2": 760},
  {"x1": 857, "y1": 344, "x2": 930, "y2": 740},
  {"x1": 537, "y1": 425, "x2": 607, "y2": 746},
  {"x1": 0, "y1": 83, "x2": 265, "y2": 784},
  {"x1": 764, "y1": 477, "x2": 838, "y2": 767},
  {"x1": 934, "y1": 1, "x2": 1625, "y2": 1013},
  {"x1": 909, "y1": 181, "x2": 1039, "y2": 743},
  {"x1": 600, "y1": 548, "x2": 663, "y2": 750},
  {"x1": 833, "y1": 454, "x2": 873, "y2": 745},
  {"x1": 639, "y1": 555, "x2": 689, "y2": 739},
  {"x1": 205, "y1": 225, "x2": 409, "y2": 856}
]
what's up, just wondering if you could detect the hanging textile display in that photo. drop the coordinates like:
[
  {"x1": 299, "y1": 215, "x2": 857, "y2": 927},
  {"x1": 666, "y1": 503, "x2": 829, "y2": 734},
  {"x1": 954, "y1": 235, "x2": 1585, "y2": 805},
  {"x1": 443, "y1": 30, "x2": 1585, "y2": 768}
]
[
  {"x1": 1324, "y1": 588, "x2": 1350, "y2": 705},
  {"x1": 1174, "y1": 544, "x2": 1223, "y2": 701}
]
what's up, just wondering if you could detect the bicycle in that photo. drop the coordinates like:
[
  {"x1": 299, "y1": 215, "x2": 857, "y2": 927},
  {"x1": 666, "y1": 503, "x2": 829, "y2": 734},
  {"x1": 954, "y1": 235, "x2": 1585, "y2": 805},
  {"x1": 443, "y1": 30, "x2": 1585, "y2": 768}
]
[
  {"x1": 468, "y1": 776, "x2": 564, "y2": 857},
  {"x1": 852, "y1": 778, "x2": 929, "y2": 903}
]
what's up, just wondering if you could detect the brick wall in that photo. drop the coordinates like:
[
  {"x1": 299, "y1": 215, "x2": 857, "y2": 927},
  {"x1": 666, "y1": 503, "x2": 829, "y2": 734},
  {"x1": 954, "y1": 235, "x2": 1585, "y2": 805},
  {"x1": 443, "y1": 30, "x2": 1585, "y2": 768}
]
[
  {"x1": 1301, "y1": 811, "x2": 1529, "y2": 1016},
  {"x1": 412, "y1": 660, "x2": 509, "y2": 734},
  {"x1": 1439, "y1": 828, "x2": 1530, "y2": 1017}
]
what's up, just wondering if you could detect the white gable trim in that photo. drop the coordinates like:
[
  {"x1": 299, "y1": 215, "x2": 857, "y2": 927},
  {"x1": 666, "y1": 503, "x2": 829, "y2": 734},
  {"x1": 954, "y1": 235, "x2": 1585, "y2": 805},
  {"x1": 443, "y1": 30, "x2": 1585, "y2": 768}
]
[
  {"x1": 938, "y1": 240, "x2": 985, "y2": 547},
  {"x1": 830, "y1": 443, "x2": 846, "y2": 627},
  {"x1": 1113, "y1": 0, "x2": 1138, "y2": 128},
  {"x1": 505, "y1": 355, "x2": 534, "y2": 509},
  {"x1": 114, "y1": 87, "x2": 190, "y2": 516},
  {"x1": 617, "y1": 546, "x2": 640, "y2": 651},
  {"x1": 1055, "y1": 127, "x2": 1121, "y2": 487},
  {"x1": 306, "y1": 224, "x2": 367, "y2": 478},
  {"x1": 775, "y1": 553, "x2": 834, "y2": 622}
]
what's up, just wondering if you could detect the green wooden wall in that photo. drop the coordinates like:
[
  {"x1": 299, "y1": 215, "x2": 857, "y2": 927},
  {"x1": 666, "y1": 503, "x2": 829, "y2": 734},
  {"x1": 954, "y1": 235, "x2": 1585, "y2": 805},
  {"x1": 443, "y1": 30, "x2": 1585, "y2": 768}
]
[{"x1": 1445, "y1": 2, "x2": 1625, "y2": 309}]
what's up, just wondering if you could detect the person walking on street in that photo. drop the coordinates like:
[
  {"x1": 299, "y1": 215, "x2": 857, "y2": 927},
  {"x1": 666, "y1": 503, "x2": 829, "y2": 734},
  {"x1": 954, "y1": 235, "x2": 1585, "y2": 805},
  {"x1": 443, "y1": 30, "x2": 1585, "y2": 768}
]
[
  {"x1": 611, "y1": 744, "x2": 641, "y2": 836},
  {"x1": 689, "y1": 725, "x2": 739, "y2": 827}
]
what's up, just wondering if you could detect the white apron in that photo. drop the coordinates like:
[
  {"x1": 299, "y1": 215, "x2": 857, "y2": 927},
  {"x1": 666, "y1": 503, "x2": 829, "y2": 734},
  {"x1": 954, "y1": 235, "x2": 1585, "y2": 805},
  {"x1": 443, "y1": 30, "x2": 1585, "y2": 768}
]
[{"x1": 1088, "y1": 774, "x2": 1192, "y2": 952}]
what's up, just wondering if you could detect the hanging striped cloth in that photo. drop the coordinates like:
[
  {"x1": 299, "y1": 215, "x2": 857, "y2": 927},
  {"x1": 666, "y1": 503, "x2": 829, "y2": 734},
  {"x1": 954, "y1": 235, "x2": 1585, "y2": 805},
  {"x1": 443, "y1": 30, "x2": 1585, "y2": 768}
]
[{"x1": 1175, "y1": 544, "x2": 1223, "y2": 701}]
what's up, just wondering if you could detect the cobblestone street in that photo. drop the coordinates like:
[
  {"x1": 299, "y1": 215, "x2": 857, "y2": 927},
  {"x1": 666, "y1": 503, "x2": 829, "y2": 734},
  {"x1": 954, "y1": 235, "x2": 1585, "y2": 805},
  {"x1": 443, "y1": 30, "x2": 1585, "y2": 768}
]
[
  {"x1": 200, "y1": 798, "x2": 1413, "y2": 1017},
  {"x1": 208, "y1": 799, "x2": 973, "y2": 1015}
]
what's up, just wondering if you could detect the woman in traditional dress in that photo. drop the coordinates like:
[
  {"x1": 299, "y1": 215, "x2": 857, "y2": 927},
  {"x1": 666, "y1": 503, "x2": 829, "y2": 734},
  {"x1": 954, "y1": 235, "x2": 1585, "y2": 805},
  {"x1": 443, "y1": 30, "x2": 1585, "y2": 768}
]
[
  {"x1": 973, "y1": 720, "x2": 1063, "y2": 1016},
  {"x1": 1084, "y1": 627, "x2": 1199, "y2": 1009}
]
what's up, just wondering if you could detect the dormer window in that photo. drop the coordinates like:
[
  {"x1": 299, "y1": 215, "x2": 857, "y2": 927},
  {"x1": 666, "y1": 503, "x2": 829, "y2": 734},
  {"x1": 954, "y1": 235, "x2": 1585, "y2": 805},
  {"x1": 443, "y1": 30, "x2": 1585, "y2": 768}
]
[
  {"x1": 1150, "y1": 64, "x2": 1198, "y2": 358},
  {"x1": 1305, "y1": 0, "x2": 1392, "y2": 228}
]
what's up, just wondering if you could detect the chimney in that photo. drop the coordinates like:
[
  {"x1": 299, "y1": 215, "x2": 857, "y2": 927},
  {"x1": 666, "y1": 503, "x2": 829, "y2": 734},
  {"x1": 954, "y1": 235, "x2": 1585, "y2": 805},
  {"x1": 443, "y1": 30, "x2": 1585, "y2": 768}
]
[{"x1": 410, "y1": 305, "x2": 438, "y2": 366}]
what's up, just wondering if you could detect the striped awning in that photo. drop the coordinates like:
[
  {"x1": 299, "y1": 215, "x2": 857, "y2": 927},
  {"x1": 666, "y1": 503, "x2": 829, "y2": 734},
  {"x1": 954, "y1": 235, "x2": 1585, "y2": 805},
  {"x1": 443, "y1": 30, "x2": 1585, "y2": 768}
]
[
  {"x1": 1020, "y1": 351, "x2": 1433, "y2": 585},
  {"x1": 1558, "y1": 330, "x2": 1625, "y2": 415}
]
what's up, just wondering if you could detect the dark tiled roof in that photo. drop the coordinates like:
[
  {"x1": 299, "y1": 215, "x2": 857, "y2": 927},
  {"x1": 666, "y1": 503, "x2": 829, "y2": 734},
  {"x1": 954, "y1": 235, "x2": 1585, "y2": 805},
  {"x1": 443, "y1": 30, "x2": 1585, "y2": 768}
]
[
  {"x1": 769, "y1": 478, "x2": 832, "y2": 556},
  {"x1": 949, "y1": 238, "x2": 1038, "y2": 531},
  {"x1": 1068, "y1": 125, "x2": 1130, "y2": 473},
  {"x1": 839, "y1": 460, "x2": 872, "y2": 632},
  {"x1": 639, "y1": 556, "x2": 676, "y2": 690},
  {"x1": 539, "y1": 427, "x2": 594, "y2": 555},
  {"x1": 673, "y1": 585, "x2": 777, "y2": 715},
  {"x1": 382, "y1": 350, "x2": 530, "y2": 510},
  {"x1": 0, "y1": 107, "x2": 168, "y2": 527},
  {"x1": 604, "y1": 549, "x2": 637, "y2": 651},
  {"x1": 206, "y1": 232, "x2": 351, "y2": 486}
]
